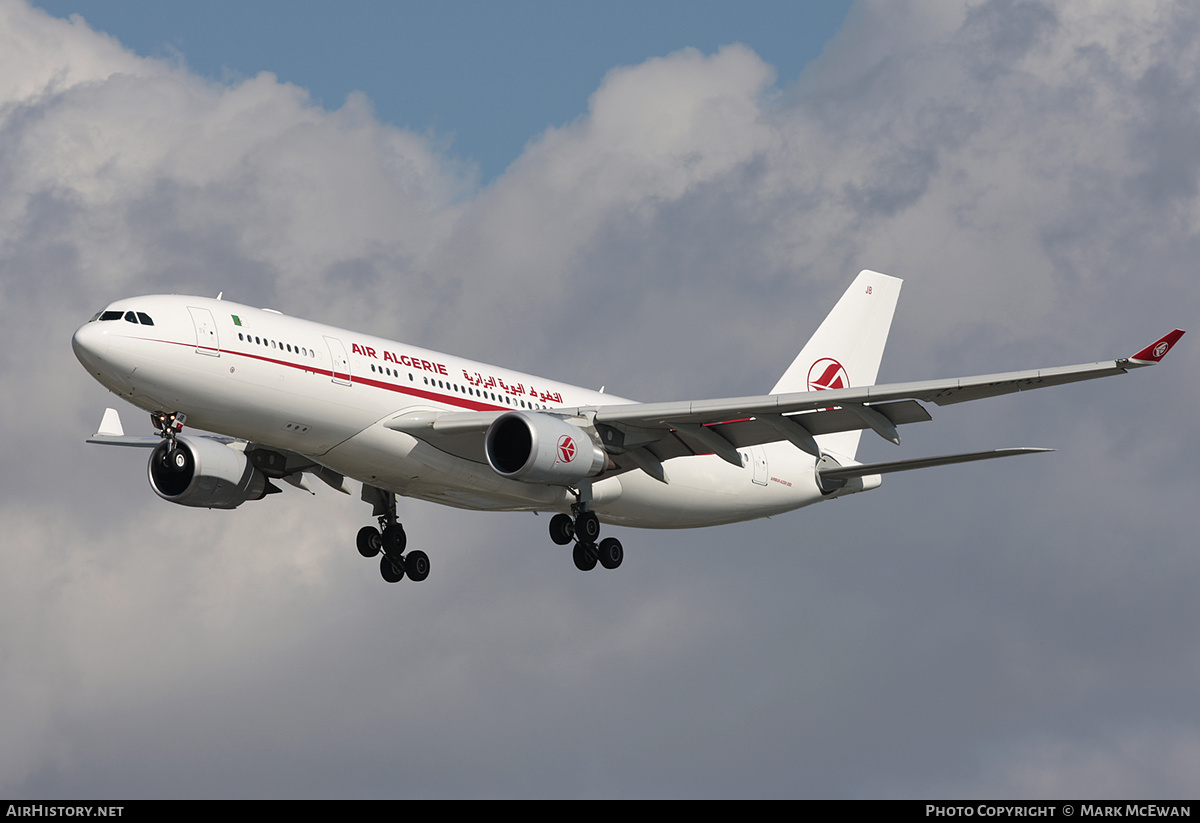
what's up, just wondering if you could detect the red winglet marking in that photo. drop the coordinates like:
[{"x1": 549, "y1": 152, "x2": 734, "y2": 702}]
[{"x1": 1130, "y1": 329, "x2": 1186, "y2": 363}]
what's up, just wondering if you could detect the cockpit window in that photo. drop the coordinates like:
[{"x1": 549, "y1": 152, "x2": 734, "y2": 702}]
[
  {"x1": 137, "y1": 312, "x2": 154, "y2": 326},
  {"x1": 99, "y1": 311, "x2": 122, "y2": 321},
  {"x1": 124, "y1": 311, "x2": 138, "y2": 323}
]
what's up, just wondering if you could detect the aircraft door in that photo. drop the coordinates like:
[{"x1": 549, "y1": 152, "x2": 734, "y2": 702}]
[
  {"x1": 188, "y1": 307, "x2": 220, "y2": 356},
  {"x1": 751, "y1": 445, "x2": 768, "y2": 486},
  {"x1": 324, "y1": 336, "x2": 352, "y2": 386}
]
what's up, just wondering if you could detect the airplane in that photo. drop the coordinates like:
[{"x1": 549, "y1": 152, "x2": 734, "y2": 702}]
[{"x1": 71, "y1": 270, "x2": 1184, "y2": 584}]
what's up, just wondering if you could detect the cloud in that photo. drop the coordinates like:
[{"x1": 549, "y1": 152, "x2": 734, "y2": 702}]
[{"x1": 2, "y1": 0, "x2": 1199, "y2": 797}]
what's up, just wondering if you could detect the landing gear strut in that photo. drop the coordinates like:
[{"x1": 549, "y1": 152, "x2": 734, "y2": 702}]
[
  {"x1": 556, "y1": 482, "x2": 622, "y2": 572},
  {"x1": 151, "y1": 410, "x2": 186, "y2": 443},
  {"x1": 147, "y1": 411, "x2": 189, "y2": 480},
  {"x1": 357, "y1": 485, "x2": 430, "y2": 584}
]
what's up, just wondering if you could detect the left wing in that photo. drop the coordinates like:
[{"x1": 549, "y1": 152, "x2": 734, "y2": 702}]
[
  {"x1": 586, "y1": 328, "x2": 1184, "y2": 475},
  {"x1": 385, "y1": 329, "x2": 1184, "y2": 477}
]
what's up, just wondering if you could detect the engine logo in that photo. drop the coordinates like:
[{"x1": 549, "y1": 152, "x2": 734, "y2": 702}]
[
  {"x1": 557, "y1": 435, "x2": 576, "y2": 463},
  {"x1": 807, "y1": 358, "x2": 848, "y2": 391}
]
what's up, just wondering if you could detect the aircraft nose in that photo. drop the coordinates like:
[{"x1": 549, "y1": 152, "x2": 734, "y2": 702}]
[{"x1": 72, "y1": 320, "x2": 109, "y2": 371}]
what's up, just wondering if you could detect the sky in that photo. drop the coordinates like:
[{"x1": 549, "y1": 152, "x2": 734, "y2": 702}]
[
  {"x1": 2, "y1": 0, "x2": 1199, "y2": 799},
  {"x1": 32, "y1": 0, "x2": 853, "y2": 185}
]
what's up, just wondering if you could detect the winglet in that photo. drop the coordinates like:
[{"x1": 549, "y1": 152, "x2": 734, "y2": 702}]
[{"x1": 1128, "y1": 329, "x2": 1185, "y2": 365}]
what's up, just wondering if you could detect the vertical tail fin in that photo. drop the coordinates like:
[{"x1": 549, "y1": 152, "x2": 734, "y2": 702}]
[{"x1": 770, "y1": 270, "x2": 902, "y2": 461}]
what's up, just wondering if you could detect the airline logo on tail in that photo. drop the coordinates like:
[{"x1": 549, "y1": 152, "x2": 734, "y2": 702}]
[{"x1": 807, "y1": 358, "x2": 848, "y2": 392}]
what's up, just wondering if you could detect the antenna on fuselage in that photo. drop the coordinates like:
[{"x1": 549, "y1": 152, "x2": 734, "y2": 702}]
[{"x1": 216, "y1": 292, "x2": 223, "y2": 300}]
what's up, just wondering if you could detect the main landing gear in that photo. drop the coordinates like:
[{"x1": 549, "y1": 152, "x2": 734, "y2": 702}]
[
  {"x1": 549, "y1": 495, "x2": 623, "y2": 572},
  {"x1": 356, "y1": 487, "x2": 429, "y2": 584}
]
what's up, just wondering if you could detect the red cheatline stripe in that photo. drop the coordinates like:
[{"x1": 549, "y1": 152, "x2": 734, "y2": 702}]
[{"x1": 133, "y1": 336, "x2": 516, "y2": 413}]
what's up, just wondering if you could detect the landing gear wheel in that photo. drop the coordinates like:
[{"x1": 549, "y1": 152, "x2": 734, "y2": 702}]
[
  {"x1": 597, "y1": 537, "x2": 624, "y2": 570},
  {"x1": 380, "y1": 555, "x2": 405, "y2": 583},
  {"x1": 405, "y1": 550, "x2": 430, "y2": 582},
  {"x1": 549, "y1": 513, "x2": 575, "y2": 545},
  {"x1": 573, "y1": 542, "x2": 598, "y2": 571},
  {"x1": 382, "y1": 524, "x2": 407, "y2": 556},
  {"x1": 575, "y1": 511, "x2": 601, "y2": 543},
  {"x1": 356, "y1": 526, "x2": 382, "y2": 558}
]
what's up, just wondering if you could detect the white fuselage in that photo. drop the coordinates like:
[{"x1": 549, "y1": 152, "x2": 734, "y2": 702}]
[{"x1": 73, "y1": 295, "x2": 832, "y2": 528}]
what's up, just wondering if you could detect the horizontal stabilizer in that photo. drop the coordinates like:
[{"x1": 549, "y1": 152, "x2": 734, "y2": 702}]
[
  {"x1": 86, "y1": 434, "x2": 163, "y2": 447},
  {"x1": 87, "y1": 408, "x2": 161, "y2": 447},
  {"x1": 818, "y1": 447, "x2": 1053, "y2": 481},
  {"x1": 85, "y1": 408, "x2": 236, "y2": 448}
]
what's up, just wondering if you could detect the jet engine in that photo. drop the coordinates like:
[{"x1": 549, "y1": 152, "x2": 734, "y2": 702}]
[
  {"x1": 148, "y1": 435, "x2": 273, "y2": 509},
  {"x1": 484, "y1": 412, "x2": 606, "y2": 485}
]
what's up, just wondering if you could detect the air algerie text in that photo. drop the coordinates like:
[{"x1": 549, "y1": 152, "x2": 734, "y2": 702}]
[{"x1": 351, "y1": 342, "x2": 448, "y2": 376}]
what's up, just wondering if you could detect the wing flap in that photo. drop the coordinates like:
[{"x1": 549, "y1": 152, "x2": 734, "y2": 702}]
[{"x1": 697, "y1": 400, "x2": 931, "y2": 448}]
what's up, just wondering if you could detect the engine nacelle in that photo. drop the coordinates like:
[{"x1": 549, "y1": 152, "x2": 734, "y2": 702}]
[
  {"x1": 484, "y1": 412, "x2": 606, "y2": 485},
  {"x1": 148, "y1": 435, "x2": 272, "y2": 509}
]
